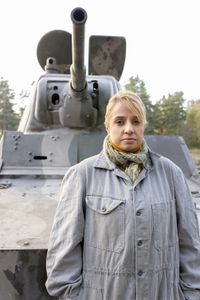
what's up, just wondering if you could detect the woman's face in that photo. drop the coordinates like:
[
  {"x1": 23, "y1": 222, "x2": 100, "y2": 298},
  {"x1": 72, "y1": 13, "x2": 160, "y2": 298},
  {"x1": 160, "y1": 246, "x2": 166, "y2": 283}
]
[{"x1": 107, "y1": 101, "x2": 145, "y2": 152}]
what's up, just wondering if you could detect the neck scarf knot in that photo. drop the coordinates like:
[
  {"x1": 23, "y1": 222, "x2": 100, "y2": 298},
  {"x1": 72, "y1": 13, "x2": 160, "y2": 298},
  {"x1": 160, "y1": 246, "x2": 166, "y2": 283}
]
[{"x1": 103, "y1": 135, "x2": 148, "y2": 183}]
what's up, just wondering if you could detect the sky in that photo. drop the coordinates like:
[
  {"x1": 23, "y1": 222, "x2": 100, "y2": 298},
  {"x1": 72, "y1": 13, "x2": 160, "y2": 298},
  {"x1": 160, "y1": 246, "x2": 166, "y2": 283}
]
[{"x1": 1, "y1": 0, "x2": 200, "y2": 104}]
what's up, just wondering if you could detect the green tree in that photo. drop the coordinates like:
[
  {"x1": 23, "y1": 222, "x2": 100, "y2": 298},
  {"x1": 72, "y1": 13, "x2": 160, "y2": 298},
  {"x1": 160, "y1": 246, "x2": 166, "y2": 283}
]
[
  {"x1": 186, "y1": 100, "x2": 200, "y2": 146},
  {"x1": 0, "y1": 78, "x2": 19, "y2": 135},
  {"x1": 124, "y1": 75, "x2": 155, "y2": 133},
  {"x1": 154, "y1": 92, "x2": 186, "y2": 135}
]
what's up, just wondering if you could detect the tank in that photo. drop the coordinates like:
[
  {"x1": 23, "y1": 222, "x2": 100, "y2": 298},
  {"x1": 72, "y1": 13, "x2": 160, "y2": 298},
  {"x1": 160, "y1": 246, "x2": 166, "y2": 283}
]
[{"x1": 0, "y1": 7, "x2": 199, "y2": 300}]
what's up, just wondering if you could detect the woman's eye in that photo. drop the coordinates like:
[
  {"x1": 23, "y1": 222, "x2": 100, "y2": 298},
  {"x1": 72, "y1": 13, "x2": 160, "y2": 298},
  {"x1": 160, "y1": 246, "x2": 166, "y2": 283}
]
[
  {"x1": 133, "y1": 119, "x2": 140, "y2": 125},
  {"x1": 115, "y1": 120, "x2": 124, "y2": 125}
]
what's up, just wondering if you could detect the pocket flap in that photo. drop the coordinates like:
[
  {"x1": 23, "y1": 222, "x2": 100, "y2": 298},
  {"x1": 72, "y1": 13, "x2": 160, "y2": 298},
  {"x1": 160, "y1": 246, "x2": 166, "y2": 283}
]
[{"x1": 86, "y1": 196, "x2": 125, "y2": 214}]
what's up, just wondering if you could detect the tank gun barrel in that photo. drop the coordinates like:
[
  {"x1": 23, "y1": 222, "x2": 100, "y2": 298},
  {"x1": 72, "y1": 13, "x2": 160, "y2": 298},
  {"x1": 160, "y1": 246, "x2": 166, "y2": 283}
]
[{"x1": 70, "y1": 7, "x2": 87, "y2": 92}]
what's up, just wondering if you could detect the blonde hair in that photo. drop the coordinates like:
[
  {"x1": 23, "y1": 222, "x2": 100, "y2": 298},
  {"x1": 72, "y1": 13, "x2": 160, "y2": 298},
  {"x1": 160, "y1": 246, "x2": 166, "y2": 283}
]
[{"x1": 104, "y1": 90, "x2": 147, "y2": 131}]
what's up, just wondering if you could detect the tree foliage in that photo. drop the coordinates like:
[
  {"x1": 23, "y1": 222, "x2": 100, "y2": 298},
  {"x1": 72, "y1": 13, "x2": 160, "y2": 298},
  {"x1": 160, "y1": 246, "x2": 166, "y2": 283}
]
[
  {"x1": 186, "y1": 100, "x2": 200, "y2": 146},
  {"x1": 0, "y1": 78, "x2": 19, "y2": 135},
  {"x1": 154, "y1": 92, "x2": 186, "y2": 135}
]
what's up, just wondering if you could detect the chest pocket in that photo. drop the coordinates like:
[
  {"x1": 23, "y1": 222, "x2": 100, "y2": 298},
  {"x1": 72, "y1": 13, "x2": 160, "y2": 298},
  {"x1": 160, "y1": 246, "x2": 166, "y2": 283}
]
[
  {"x1": 85, "y1": 196, "x2": 125, "y2": 253},
  {"x1": 151, "y1": 201, "x2": 178, "y2": 251}
]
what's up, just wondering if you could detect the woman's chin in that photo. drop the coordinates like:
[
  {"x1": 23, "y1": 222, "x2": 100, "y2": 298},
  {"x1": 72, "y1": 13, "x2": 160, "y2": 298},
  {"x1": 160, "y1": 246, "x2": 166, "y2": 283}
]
[{"x1": 121, "y1": 145, "x2": 138, "y2": 152}]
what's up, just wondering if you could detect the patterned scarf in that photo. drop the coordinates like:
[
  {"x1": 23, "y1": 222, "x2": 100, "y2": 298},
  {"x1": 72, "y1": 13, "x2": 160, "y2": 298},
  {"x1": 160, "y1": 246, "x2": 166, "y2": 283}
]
[{"x1": 103, "y1": 135, "x2": 149, "y2": 183}]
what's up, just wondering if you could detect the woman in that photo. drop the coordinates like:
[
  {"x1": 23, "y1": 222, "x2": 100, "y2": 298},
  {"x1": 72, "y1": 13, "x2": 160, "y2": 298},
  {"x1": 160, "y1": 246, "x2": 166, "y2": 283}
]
[{"x1": 46, "y1": 90, "x2": 200, "y2": 300}]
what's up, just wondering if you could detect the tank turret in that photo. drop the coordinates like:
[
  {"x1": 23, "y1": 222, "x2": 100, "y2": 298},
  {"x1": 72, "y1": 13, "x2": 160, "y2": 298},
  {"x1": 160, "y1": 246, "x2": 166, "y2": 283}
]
[{"x1": 18, "y1": 7, "x2": 126, "y2": 134}]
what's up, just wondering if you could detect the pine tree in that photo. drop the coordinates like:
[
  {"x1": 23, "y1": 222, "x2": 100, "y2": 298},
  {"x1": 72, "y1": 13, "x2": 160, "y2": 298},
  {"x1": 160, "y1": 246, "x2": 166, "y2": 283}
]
[{"x1": 0, "y1": 78, "x2": 19, "y2": 135}]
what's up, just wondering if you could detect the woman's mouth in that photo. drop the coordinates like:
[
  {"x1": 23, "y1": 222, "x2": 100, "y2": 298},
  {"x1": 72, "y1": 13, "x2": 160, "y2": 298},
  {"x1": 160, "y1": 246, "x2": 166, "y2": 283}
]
[{"x1": 121, "y1": 138, "x2": 136, "y2": 143}]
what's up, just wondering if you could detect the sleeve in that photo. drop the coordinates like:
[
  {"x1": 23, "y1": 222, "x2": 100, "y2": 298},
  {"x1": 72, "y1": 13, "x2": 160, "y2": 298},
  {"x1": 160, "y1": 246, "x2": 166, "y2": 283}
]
[
  {"x1": 45, "y1": 165, "x2": 85, "y2": 299},
  {"x1": 173, "y1": 167, "x2": 200, "y2": 300}
]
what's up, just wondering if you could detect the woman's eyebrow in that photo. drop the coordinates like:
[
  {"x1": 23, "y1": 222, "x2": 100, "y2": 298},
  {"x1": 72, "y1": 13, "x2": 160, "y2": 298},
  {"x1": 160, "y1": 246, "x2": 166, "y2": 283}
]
[
  {"x1": 113, "y1": 115, "x2": 125, "y2": 119},
  {"x1": 113, "y1": 115, "x2": 139, "y2": 119}
]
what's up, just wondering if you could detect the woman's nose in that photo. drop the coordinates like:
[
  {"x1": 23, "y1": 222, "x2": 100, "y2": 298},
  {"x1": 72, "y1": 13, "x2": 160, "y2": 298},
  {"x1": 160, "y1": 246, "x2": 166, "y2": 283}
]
[{"x1": 124, "y1": 122, "x2": 134, "y2": 133}]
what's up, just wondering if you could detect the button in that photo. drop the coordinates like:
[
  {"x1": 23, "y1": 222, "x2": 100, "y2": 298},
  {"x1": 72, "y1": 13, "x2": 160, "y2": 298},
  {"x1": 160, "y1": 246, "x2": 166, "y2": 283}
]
[
  {"x1": 136, "y1": 210, "x2": 142, "y2": 216},
  {"x1": 137, "y1": 240, "x2": 143, "y2": 246},
  {"x1": 138, "y1": 270, "x2": 143, "y2": 277},
  {"x1": 101, "y1": 206, "x2": 106, "y2": 212}
]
